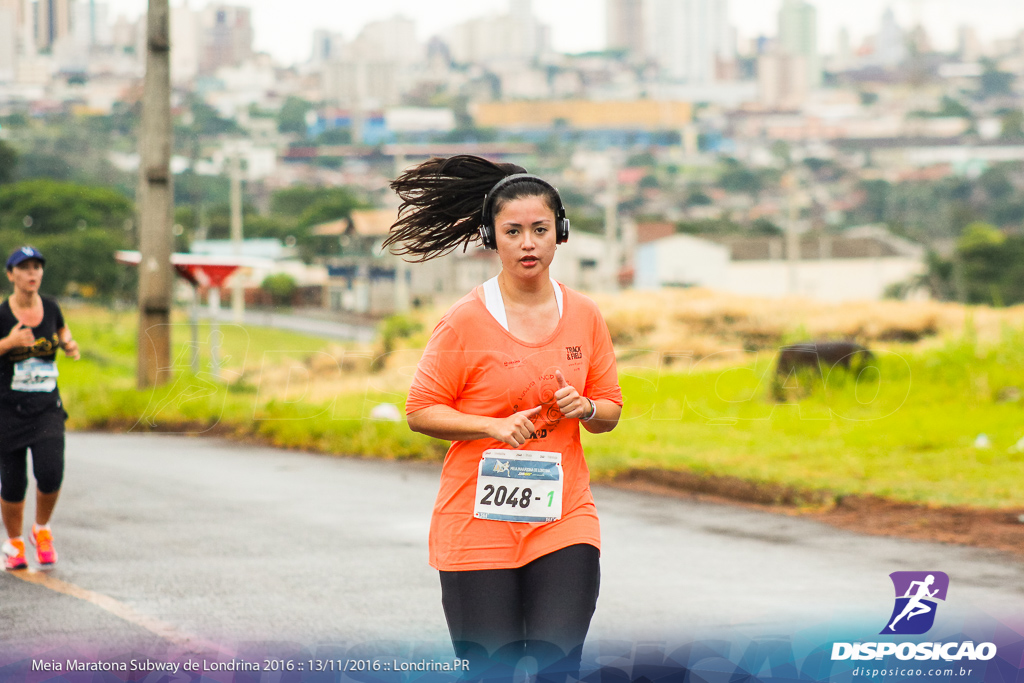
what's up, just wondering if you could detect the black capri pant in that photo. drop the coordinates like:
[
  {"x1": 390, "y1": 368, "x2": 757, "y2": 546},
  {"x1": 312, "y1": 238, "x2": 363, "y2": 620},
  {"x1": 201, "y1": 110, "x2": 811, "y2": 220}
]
[
  {"x1": 439, "y1": 543, "x2": 600, "y2": 681},
  {"x1": 0, "y1": 403, "x2": 67, "y2": 503}
]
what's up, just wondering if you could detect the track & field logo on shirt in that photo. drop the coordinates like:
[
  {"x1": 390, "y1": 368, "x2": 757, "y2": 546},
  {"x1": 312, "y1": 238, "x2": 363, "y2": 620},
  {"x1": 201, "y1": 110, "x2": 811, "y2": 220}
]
[{"x1": 565, "y1": 345, "x2": 582, "y2": 361}]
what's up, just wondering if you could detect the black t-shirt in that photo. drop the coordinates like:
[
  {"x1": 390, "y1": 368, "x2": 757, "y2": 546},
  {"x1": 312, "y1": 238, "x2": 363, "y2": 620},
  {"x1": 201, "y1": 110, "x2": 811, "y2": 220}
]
[{"x1": 0, "y1": 295, "x2": 65, "y2": 415}]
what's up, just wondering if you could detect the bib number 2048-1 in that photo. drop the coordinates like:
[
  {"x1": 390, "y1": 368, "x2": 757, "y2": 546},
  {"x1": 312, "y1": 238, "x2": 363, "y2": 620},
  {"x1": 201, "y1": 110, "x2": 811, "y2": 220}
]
[{"x1": 474, "y1": 449, "x2": 563, "y2": 523}]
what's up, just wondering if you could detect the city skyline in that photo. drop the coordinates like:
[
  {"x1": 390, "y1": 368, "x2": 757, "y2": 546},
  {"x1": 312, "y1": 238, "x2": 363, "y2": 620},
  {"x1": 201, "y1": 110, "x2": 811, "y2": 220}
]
[{"x1": 95, "y1": 0, "x2": 1024, "y2": 66}]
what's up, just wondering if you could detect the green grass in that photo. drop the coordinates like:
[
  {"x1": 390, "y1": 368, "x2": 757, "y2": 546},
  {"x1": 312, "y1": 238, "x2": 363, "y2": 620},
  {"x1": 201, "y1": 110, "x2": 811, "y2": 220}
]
[
  {"x1": 587, "y1": 332, "x2": 1024, "y2": 508},
  {"x1": 58, "y1": 308, "x2": 1024, "y2": 509}
]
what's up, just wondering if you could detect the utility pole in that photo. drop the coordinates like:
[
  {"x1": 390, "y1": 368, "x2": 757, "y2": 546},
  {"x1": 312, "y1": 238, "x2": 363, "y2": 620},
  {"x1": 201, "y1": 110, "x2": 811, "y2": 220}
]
[
  {"x1": 783, "y1": 170, "x2": 802, "y2": 296},
  {"x1": 230, "y1": 149, "x2": 245, "y2": 322},
  {"x1": 136, "y1": 0, "x2": 173, "y2": 389},
  {"x1": 392, "y1": 152, "x2": 410, "y2": 313},
  {"x1": 603, "y1": 156, "x2": 619, "y2": 292}
]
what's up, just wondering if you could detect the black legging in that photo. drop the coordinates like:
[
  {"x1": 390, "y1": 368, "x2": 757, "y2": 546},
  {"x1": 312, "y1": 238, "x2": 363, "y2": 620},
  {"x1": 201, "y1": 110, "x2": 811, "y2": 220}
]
[
  {"x1": 0, "y1": 437, "x2": 65, "y2": 503},
  {"x1": 439, "y1": 543, "x2": 600, "y2": 681}
]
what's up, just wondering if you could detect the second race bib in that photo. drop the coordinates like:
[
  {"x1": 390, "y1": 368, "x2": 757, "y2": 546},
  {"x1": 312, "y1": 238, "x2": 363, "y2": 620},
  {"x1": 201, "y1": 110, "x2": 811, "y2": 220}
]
[
  {"x1": 474, "y1": 449, "x2": 563, "y2": 523},
  {"x1": 11, "y1": 357, "x2": 58, "y2": 393}
]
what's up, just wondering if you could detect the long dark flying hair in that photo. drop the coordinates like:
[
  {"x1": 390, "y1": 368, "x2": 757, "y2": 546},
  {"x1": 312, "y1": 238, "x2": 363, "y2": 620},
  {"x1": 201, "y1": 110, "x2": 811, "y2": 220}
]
[{"x1": 384, "y1": 155, "x2": 559, "y2": 262}]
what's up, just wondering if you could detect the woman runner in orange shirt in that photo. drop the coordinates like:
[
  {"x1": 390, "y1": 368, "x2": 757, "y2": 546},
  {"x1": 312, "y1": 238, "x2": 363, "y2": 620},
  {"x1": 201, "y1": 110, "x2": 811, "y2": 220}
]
[{"x1": 386, "y1": 155, "x2": 623, "y2": 680}]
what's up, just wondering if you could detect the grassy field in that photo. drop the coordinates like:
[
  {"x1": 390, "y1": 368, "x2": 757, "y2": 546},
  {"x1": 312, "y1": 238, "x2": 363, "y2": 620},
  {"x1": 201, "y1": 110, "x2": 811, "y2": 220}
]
[{"x1": 55, "y1": 295, "x2": 1024, "y2": 510}]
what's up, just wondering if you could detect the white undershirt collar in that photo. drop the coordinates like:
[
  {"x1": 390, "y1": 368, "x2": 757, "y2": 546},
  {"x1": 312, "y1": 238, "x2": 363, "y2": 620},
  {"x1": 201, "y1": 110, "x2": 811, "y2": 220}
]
[{"x1": 482, "y1": 276, "x2": 563, "y2": 332}]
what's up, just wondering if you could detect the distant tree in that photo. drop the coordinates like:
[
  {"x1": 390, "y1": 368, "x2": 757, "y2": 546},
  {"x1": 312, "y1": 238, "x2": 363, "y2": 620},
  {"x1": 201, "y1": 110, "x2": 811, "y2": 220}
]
[
  {"x1": 297, "y1": 190, "x2": 366, "y2": 228},
  {"x1": 855, "y1": 179, "x2": 891, "y2": 223},
  {"x1": 189, "y1": 100, "x2": 243, "y2": 137},
  {"x1": 626, "y1": 150, "x2": 657, "y2": 167},
  {"x1": 685, "y1": 189, "x2": 713, "y2": 206},
  {"x1": 751, "y1": 218, "x2": 783, "y2": 235},
  {"x1": 675, "y1": 218, "x2": 743, "y2": 235},
  {"x1": 718, "y1": 160, "x2": 762, "y2": 196},
  {"x1": 978, "y1": 166, "x2": 1014, "y2": 201},
  {"x1": 938, "y1": 96, "x2": 972, "y2": 118},
  {"x1": 979, "y1": 60, "x2": 1015, "y2": 99},
  {"x1": 0, "y1": 140, "x2": 17, "y2": 183},
  {"x1": 958, "y1": 222, "x2": 1004, "y2": 250},
  {"x1": 174, "y1": 171, "x2": 230, "y2": 207},
  {"x1": 0, "y1": 228, "x2": 128, "y2": 301},
  {"x1": 0, "y1": 179, "x2": 133, "y2": 234},
  {"x1": 639, "y1": 174, "x2": 659, "y2": 189},
  {"x1": 956, "y1": 223, "x2": 1024, "y2": 305},
  {"x1": 270, "y1": 186, "x2": 323, "y2": 217},
  {"x1": 16, "y1": 154, "x2": 73, "y2": 181},
  {"x1": 314, "y1": 127, "x2": 352, "y2": 145},
  {"x1": 918, "y1": 250, "x2": 956, "y2": 301},
  {"x1": 271, "y1": 186, "x2": 365, "y2": 228},
  {"x1": 261, "y1": 273, "x2": 297, "y2": 306},
  {"x1": 1000, "y1": 109, "x2": 1024, "y2": 141},
  {"x1": 278, "y1": 96, "x2": 313, "y2": 136}
]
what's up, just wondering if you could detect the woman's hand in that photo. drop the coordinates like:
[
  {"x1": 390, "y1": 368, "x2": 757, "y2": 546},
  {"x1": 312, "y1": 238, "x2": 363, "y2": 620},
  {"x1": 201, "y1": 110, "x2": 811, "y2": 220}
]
[
  {"x1": 3, "y1": 321, "x2": 36, "y2": 350},
  {"x1": 61, "y1": 338, "x2": 80, "y2": 360},
  {"x1": 488, "y1": 406, "x2": 543, "y2": 448},
  {"x1": 553, "y1": 369, "x2": 590, "y2": 419}
]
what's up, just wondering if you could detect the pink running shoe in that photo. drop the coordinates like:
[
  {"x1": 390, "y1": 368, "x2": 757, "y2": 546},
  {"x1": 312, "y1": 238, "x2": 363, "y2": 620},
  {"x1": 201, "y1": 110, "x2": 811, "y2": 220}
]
[
  {"x1": 3, "y1": 539, "x2": 27, "y2": 571},
  {"x1": 31, "y1": 527, "x2": 58, "y2": 566}
]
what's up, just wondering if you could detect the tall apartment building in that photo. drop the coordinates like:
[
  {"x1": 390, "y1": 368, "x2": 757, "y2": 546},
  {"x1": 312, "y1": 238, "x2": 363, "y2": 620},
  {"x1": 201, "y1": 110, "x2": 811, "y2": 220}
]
[
  {"x1": 874, "y1": 7, "x2": 906, "y2": 67},
  {"x1": 200, "y1": 4, "x2": 253, "y2": 74},
  {"x1": 171, "y1": 2, "x2": 200, "y2": 83},
  {"x1": 643, "y1": 0, "x2": 732, "y2": 84},
  {"x1": 0, "y1": 0, "x2": 22, "y2": 80},
  {"x1": 777, "y1": 0, "x2": 820, "y2": 88},
  {"x1": 310, "y1": 29, "x2": 345, "y2": 65},
  {"x1": 35, "y1": 0, "x2": 72, "y2": 51},
  {"x1": 70, "y1": 0, "x2": 111, "y2": 50},
  {"x1": 606, "y1": 0, "x2": 644, "y2": 59},
  {"x1": 447, "y1": 0, "x2": 549, "y2": 65},
  {"x1": 319, "y1": 17, "x2": 422, "y2": 109}
]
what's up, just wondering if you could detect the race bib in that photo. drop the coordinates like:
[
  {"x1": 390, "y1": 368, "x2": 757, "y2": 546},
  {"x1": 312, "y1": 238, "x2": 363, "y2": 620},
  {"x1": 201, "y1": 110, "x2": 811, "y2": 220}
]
[
  {"x1": 474, "y1": 449, "x2": 563, "y2": 523},
  {"x1": 11, "y1": 358, "x2": 58, "y2": 393}
]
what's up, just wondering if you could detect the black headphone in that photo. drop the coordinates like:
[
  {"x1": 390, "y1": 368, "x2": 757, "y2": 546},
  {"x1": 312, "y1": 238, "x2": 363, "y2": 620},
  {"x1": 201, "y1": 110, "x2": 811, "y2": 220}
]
[{"x1": 479, "y1": 174, "x2": 570, "y2": 250}]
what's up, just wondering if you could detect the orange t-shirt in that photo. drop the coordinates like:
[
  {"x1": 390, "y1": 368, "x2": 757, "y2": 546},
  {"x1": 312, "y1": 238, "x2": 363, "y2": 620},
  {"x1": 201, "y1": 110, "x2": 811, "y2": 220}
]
[{"x1": 405, "y1": 282, "x2": 623, "y2": 571}]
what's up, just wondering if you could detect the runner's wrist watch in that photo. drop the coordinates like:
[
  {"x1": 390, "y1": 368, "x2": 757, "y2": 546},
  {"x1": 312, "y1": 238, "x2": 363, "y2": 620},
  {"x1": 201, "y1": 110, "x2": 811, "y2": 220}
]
[{"x1": 581, "y1": 397, "x2": 597, "y2": 422}]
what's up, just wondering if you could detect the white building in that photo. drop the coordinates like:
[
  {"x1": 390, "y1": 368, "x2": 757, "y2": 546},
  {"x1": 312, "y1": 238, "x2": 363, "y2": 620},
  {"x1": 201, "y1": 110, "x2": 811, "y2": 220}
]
[
  {"x1": 70, "y1": 0, "x2": 111, "y2": 50},
  {"x1": 778, "y1": 0, "x2": 820, "y2": 89},
  {"x1": 0, "y1": 0, "x2": 18, "y2": 82},
  {"x1": 758, "y1": 52, "x2": 808, "y2": 109},
  {"x1": 644, "y1": 0, "x2": 732, "y2": 84},
  {"x1": 635, "y1": 228, "x2": 926, "y2": 302},
  {"x1": 606, "y1": 0, "x2": 645, "y2": 60},
  {"x1": 171, "y1": 2, "x2": 201, "y2": 84},
  {"x1": 349, "y1": 15, "x2": 419, "y2": 66},
  {"x1": 635, "y1": 234, "x2": 730, "y2": 289},
  {"x1": 874, "y1": 7, "x2": 906, "y2": 67},
  {"x1": 446, "y1": 0, "x2": 550, "y2": 65},
  {"x1": 317, "y1": 16, "x2": 422, "y2": 108}
]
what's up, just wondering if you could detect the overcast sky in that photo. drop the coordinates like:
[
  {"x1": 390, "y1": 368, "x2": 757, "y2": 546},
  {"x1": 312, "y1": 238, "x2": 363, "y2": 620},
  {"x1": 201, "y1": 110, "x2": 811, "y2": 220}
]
[{"x1": 107, "y1": 0, "x2": 1024, "y2": 65}]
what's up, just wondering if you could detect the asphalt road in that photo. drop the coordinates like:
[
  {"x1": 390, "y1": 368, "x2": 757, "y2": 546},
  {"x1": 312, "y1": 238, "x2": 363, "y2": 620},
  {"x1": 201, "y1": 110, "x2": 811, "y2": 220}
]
[
  {"x1": 199, "y1": 308, "x2": 377, "y2": 343},
  {"x1": 1, "y1": 433, "x2": 1022, "y2": 662}
]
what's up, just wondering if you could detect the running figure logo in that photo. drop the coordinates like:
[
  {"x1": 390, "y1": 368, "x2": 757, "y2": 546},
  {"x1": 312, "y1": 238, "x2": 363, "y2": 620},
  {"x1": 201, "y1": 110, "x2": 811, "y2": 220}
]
[{"x1": 881, "y1": 571, "x2": 949, "y2": 635}]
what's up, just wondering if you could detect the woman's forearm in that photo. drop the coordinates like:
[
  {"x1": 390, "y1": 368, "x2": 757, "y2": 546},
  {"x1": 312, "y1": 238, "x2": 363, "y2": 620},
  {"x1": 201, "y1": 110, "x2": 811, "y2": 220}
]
[
  {"x1": 408, "y1": 405, "x2": 498, "y2": 442},
  {"x1": 582, "y1": 399, "x2": 621, "y2": 434}
]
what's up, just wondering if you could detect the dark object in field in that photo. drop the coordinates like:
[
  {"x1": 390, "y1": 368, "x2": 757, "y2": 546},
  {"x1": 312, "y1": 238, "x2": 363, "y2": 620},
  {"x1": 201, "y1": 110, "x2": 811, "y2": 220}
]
[{"x1": 775, "y1": 340, "x2": 874, "y2": 378}]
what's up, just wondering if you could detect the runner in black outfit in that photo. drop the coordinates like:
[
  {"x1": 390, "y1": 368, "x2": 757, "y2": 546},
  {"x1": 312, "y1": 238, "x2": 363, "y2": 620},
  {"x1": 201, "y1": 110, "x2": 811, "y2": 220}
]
[{"x1": 0, "y1": 247, "x2": 79, "y2": 570}]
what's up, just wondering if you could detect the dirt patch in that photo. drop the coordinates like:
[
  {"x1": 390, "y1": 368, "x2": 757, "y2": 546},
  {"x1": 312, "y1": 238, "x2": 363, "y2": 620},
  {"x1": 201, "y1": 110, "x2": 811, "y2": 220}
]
[{"x1": 607, "y1": 469, "x2": 1024, "y2": 558}]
